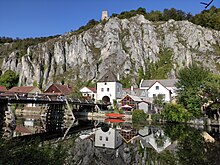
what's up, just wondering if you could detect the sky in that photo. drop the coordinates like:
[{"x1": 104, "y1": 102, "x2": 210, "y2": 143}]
[{"x1": 0, "y1": 0, "x2": 219, "y2": 39}]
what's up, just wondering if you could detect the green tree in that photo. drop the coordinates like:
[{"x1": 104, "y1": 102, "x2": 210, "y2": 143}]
[
  {"x1": 0, "y1": 70, "x2": 19, "y2": 89},
  {"x1": 176, "y1": 64, "x2": 209, "y2": 90},
  {"x1": 176, "y1": 64, "x2": 209, "y2": 117},
  {"x1": 153, "y1": 94, "x2": 166, "y2": 113},
  {"x1": 201, "y1": 74, "x2": 220, "y2": 115},
  {"x1": 161, "y1": 103, "x2": 191, "y2": 123}
]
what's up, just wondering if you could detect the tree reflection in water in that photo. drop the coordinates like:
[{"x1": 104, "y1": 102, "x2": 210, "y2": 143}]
[
  {"x1": 66, "y1": 122, "x2": 220, "y2": 165},
  {"x1": 0, "y1": 121, "x2": 220, "y2": 165}
]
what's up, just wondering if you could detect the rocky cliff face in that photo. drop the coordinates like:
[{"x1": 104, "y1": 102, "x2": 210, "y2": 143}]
[{"x1": 1, "y1": 15, "x2": 220, "y2": 88}]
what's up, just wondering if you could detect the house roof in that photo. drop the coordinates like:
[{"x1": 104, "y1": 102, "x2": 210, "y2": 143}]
[
  {"x1": 121, "y1": 94, "x2": 143, "y2": 102},
  {"x1": 0, "y1": 86, "x2": 7, "y2": 92},
  {"x1": 98, "y1": 71, "x2": 119, "y2": 82},
  {"x1": 87, "y1": 87, "x2": 97, "y2": 93},
  {"x1": 122, "y1": 88, "x2": 147, "y2": 97},
  {"x1": 44, "y1": 84, "x2": 72, "y2": 95},
  {"x1": 141, "y1": 79, "x2": 178, "y2": 88},
  {"x1": 119, "y1": 126, "x2": 138, "y2": 143},
  {"x1": 15, "y1": 125, "x2": 32, "y2": 134},
  {"x1": 8, "y1": 86, "x2": 38, "y2": 93}
]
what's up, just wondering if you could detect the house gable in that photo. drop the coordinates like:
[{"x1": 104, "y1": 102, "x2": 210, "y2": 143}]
[
  {"x1": 98, "y1": 70, "x2": 119, "y2": 82},
  {"x1": 147, "y1": 82, "x2": 171, "y2": 101},
  {"x1": 44, "y1": 84, "x2": 71, "y2": 95},
  {"x1": 80, "y1": 87, "x2": 96, "y2": 93}
]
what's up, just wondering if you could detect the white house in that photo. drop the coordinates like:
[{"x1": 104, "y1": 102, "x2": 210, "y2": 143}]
[
  {"x1": 96, "y1": 71, "x2": 122, "y2": 104},
  {"x1": 95, "y1": 127, "x2": 122, "y2": 149},
  {"x1": 139, "y1": 79, "x2": 178, "y2": 102},
  {"x1": 80, "y1": 87, "x2": 97, "y2": 101}
]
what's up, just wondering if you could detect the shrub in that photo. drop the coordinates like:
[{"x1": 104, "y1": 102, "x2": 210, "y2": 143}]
[
  {"x1": 161, "y1": 103, "x2": 192, "y2": 123},
  {"x1": 132, "y1": 109, "x2": 147, "y2": 123}
]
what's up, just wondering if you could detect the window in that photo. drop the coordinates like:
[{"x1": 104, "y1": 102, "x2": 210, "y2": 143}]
[
  {"x1": 107, "y1": 88, "x2": 109, "y2": 92},
  {"x1": 156, "y1": 86, "x2": 159, "y2": 90},
  {"x1": 101, "y1": 88, "x2": 104, "y2": 92},
  {"x1": 153, "y1": 94, "x2": 156, "y2": 98},
  {"x1": 104, "y1": 82, "x2": 107, "y2": 85},
  {"x1": 106, "y1": 137, "x2": 108, "y2": 141},
  {"x1": 99, "y1": 136, "x2": 102, "y2": 140}
]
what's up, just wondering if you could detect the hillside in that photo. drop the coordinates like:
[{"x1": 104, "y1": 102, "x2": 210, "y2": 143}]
[{"x1": 1, "y1": 14, "x2": 220, "y2": 88}]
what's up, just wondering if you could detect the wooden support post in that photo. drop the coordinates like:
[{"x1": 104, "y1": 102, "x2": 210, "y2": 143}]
[{"x1": 46, "y1": 104, "x2": 64, "y2": 132}]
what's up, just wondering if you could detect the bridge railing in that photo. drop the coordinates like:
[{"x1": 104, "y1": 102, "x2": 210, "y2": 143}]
[{"x1": 0, "y1": 92, "x2": 96, "y2": 104}]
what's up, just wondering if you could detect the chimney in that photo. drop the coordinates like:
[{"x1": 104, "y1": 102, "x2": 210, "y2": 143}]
[{"x1": 131, "y1": 86, "x2": 134, "y2": 91}]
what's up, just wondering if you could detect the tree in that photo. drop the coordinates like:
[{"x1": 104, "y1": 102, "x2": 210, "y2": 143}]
[
  {"x1": 176, "y1": 64, "x2": 209, "y2": 117},
  {"x1": 0, "y1": 70, "x2": 19, "y2": 89},
  {"x1": 176, "y1": 64, "x2": 209, "y2": 90},
  {"x1": 161, "y1": 103, "x2": 191, "y2": 123},
  {"x1": 153, "y1": 94, "x2": 166, "y2": 113}
]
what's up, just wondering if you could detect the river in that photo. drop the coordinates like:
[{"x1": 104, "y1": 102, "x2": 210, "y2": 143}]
[{"x1": 0, "y1": 113, "x2": 220, "y2": 165}]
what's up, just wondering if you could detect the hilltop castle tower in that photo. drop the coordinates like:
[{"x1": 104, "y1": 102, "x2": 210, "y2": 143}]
[{"x1": 101, "y1": 10, "x2": 109, "y2": 20}]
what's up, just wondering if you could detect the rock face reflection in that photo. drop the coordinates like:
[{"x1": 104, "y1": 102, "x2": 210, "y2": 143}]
[
  {"x1": 65, "y1": 122, "x2": 220, "y2": 165},
  {"x1": 1, "y1": 117, "x2": 220, "y2": 165},
  {"x1": 67, "y1": 123, "x2": 172, "y2": 164}
]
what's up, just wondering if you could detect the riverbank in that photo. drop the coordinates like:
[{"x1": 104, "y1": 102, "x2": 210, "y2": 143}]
[{"x1": 74, "y1": 112, "x2": 132, "y2": 120}]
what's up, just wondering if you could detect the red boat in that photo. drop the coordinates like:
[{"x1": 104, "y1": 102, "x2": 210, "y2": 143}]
[
  {"x1": 105, "y1": 113, "x2": 125, "y2": 118},
  {"x1": 105, "y1": 118, "x2": 125, "y2": 123}
]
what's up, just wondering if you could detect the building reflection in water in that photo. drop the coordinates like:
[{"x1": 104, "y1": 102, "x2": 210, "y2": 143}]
[
  {"x1": 13, "y1": 115, "x2": 46, "y2": 137},
  {"x1": 77, "y1": 121, "x2": 177, "y2": 157},
  {"x1": 94, "y1": 123, "x2": 122, "y2": 149}
]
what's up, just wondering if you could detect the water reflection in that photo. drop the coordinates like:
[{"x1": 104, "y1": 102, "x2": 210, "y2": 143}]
[
  {"x1": 70, "y1": 122, "x2": 220, "y2": 165},
  {"x1": 13, "y1": 116, "x2": 46, "y2": 137},
  {"x1": 1, "y1": 111, "x2": 220, "y2": 164}
]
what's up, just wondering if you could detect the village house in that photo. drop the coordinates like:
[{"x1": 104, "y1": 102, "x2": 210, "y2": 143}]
[
  {"x1": 139, "y1": 79, "x2": 178, "y2": 102},
  {"x1": 96, "y1": 71, "x2": 122, "y2": 104},
  {"x1": 80, "y1": 87, "x2": 96, "y2": 101},
  {"x1": 122, "y1": 86, "x2": 148, "y2": 101},
  {"x1": 7, "y1": 86, "x2": 42, "y2": 96},
  {"x1": 120, "y1": 94, "x2": 153, "y2": 113},
  {"x1": 7, "y1": 86, "x2": 42, "y2": 107},
  {"x1": 44, "y1": 84, "x2": 72, "y2": 96}
]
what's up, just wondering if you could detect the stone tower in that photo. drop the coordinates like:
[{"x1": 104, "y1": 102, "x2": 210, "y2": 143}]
[{"x1": 101, "y1": 10, "x2": 109, "y2": 20}]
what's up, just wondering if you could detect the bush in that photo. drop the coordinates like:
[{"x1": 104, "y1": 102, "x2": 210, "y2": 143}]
[
  {"x1": 161, "y1": 103, "x2": 192, "y2": 123},
  {"x1": 132, "y1": 109, "x2": 147, "y2": 123},
  {"x1": 151, "y1": 114, "x2": 162, "y2": 122}
]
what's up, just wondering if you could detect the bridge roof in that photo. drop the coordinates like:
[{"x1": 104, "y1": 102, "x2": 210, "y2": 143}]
[
  {"x1": 0, "y1": 85, "x2": 7, "y2": 92},
  {"x1": 8, "y1": 86, "x2": 39, "y2": 93}
]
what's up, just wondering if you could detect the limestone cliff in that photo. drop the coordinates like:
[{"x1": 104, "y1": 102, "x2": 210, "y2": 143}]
[{"x1": 1, "y1": 15, "x2": 220, "y2": 88}]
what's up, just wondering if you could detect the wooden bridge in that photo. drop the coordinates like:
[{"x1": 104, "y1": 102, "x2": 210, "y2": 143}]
[{"x1": 0, "y1": 92, "x2": 108, "y2": 139}]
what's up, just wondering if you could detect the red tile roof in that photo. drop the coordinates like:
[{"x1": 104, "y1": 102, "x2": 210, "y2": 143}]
[
  {"x1": 87, "y1": 87, "x2": 97, "y2": 93},
  {"x1": 44, "y1": 84, "x2": 72, "y2": 95},
  {"x1": 0, "y1": 86, "x2": 7, "y2": 92},
  {"x1": 15, "y1": 125, "x2": 32, "y2": 134},
  {"x1": 8, "y1": 86, "x2": 37, "y2": 93}
]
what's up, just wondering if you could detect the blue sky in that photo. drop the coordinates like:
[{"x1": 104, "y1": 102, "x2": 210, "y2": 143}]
[{"x1": 0, "y1": 0, "x2": 219, "y2": 39}]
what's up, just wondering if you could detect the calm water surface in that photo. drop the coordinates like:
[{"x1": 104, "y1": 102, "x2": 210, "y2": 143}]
[{"x1": 0, "y1": 113, "x2": 220, "y2": 165}]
